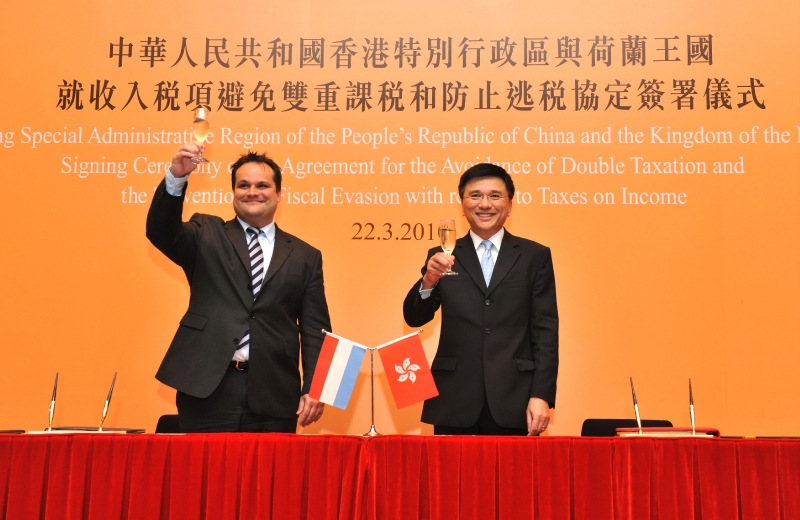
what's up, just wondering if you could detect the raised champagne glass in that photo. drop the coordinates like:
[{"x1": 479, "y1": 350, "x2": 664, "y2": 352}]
[
  {"x1": 439, "y1": 219, "x2": 458, "y2": 276},
  {"x1": 191, "y1": 106, "x2": 210, "y2": 163}
]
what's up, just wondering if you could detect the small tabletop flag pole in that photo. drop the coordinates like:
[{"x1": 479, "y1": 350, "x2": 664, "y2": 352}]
[
  {"x1": 689, "y1": 378, "x2": 696, "y2": 436},
  {"x1": 98, "y1": 372, "x2": 117, "y2": 432},
  {"x1": 630, "y1": 377, "x2": 642, "y2": 435},
  {"x1": 363, "y1": 348, "x2": 380, "y2": 437},
  {"x1": 47, "y1": 373, "x2": 58, "y2": 432}
]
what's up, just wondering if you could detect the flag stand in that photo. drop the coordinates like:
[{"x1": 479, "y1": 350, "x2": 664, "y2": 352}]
[
  {"x1": 363, "y1": 348, "x2": 380, "y2": 437},
  {"x1": 361, "y1": 329, "x2": 424, "y2": 437}
]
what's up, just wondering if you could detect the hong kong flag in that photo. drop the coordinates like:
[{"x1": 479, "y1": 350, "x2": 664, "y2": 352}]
[{"x1": 377, "y1": 332, "x2": 438, "y2": 409}]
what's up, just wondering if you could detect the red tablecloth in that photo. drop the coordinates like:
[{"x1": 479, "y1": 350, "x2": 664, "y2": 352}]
[
  {"x1": 0, "y1": 434, "x2": 366, "y2": 520},
  {"x1": 368, "y1": 436, "x2": 800, "y2": 520},
  {"x1": 1, "y1": 434, "x2": 798, "y2": 520}
]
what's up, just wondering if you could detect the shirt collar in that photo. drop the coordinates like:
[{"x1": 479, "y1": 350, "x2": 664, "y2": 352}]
[
  {"x1": 237, "y1": 218, "x2": 276, "y2": 243},
  {"x1": 469, "y1": 228, "x2": 504, "y2": 251}
]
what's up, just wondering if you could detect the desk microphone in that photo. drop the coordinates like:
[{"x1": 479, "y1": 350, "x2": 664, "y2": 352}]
[
  {"x1": 630, "y1": 377, "x2": 642, "y2": 435},
  {"x1": 98, "y1": 372, "x2": 117, "y2": 432},
  {"x1": 47, "y1": 373, "x2": 58, "y2": 432}
]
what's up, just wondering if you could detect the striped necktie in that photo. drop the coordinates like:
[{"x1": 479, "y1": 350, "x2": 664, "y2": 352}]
[
  {"x1": 236, "y1": 227, "x2": 263, "y2": 352},
  {"x1": 480, "y1": 240, "x2": 494, "y2": 287}
]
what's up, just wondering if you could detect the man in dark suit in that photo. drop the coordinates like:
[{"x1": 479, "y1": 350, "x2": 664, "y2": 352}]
[
  {"x1": 403, "y1": 163, "x2": 558, "y2": 435},
  {"x1": 147, "y1": 143, "x2": 331, "y2": 433}
]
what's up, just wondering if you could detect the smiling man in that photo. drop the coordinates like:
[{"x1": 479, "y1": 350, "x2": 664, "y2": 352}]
[
  {"x1": 146, "y1": 143, "x2": 331, "y2": 433},
  {"x1": 403, "y1": 163, "x2": 559, "y2": 436}
]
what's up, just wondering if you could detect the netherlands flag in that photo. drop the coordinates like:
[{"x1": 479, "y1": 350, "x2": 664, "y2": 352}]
[{"x1": 308, "y1": 332, "x2": 366, "y2": 409}]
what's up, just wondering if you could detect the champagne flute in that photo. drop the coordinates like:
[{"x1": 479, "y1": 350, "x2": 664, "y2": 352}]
[
  {"x1": 439, "y1": 219, "x2": 458, "y2": 276},
  {"x1": 191, "y1": 107, "x2": 210, "y2": 163}
]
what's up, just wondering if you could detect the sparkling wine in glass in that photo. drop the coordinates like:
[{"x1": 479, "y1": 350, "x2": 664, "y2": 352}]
[
  {"x1": 191, "y1": 107, "x2": 210, "y2": 164},
  {"x1": 439, "y1": 219, "x2": 458, "y2": 276}
]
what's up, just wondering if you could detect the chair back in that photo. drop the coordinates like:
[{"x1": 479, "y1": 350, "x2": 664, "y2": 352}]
[
  {"x1": 155, "y1": 414, "x2": 181, "y2": 434},
  {"x1": 581, "y1": 418, "x2": 673, "y2": 436}
]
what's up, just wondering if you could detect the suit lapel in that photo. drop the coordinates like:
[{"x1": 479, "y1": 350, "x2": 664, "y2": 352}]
[
  {"x1": 262, "y1": 225, "x2": 292, "y2": 288},
  {"x1": 223, "y1": 218, "x2": 254, "y2": 306},
  {"x1": 224, "y1": 218, "x2": 251, "y2": 273},
  {"x1": 453, "y1": 233, "x2": 486, "y2": 294},
  {"x1": 487, "y1": 231, "x2": 521, "y2": 295}
]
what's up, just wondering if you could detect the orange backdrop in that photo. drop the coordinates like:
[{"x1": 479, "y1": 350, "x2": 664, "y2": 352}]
[{"x1": 0, "y1": 0, "x2": 798, "y2": 436}]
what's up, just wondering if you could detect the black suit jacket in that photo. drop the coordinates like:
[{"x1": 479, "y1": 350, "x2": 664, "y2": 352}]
[
  {"x1": 403, "y1": 231, "x2": 558, "y2": 429},
  {"x1": 146, "y1": 179, "x2": 331, "y2": 419}
]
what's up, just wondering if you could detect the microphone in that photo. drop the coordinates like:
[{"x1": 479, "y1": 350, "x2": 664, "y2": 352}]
[
  {"x1": 630, "y1": 377, "x2": 642, "y2": 435},
  {"x1": 98, "y1": 372, "x2": 117, "y2": 432},
  {"x1": 47, "y1": 373, "x2": 58, "y2": 432}
]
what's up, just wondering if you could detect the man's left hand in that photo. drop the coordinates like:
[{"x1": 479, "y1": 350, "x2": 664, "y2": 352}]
[
  {"x1": 526, "y1": 397, "x2": 550, "y2": 436},
  {"x1": 297, "y1": 394, "x2": 325, "y2": 427}
]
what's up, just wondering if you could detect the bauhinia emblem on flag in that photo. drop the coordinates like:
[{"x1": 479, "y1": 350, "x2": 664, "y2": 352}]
[
  {"x1": 377, "y1": 332, "x2": 438, "y2": 409},
  {"x1": 395, "y1": 358, "x2": 420, "y2": 382},
  {"x1": 308, "y1": 332, "x2": 366, "y2": 409}
]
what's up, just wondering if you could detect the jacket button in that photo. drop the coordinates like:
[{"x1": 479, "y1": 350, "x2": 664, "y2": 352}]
[
  {"x1": 485, "y1": 299, "x2": 490, "y2": 306},
  {"x1": 233, "y1": 338, "x2": 239, "y2": 344},
  {"x1": 485, "y1": 328, "x2": 491, "y2": 334},
  {"x1": 249, "y1": 313, "x2": 255, "y2": 319}
]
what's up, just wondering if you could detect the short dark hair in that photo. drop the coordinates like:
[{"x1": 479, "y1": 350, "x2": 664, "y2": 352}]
[
  {"x1": 230, "y1": 152, "x2": 282, "y2": 191},
  {"x1": 458, "y1": 163, "x2": 515, "y2": 198}
]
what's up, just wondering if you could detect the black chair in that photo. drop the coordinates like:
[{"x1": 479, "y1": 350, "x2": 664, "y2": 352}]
[
  {"x1": 155, "y1": 414, "x2": 181, "y2": 434},
  {"x1": 581, "y1": 418, "x2": 673, "y2": 436}
]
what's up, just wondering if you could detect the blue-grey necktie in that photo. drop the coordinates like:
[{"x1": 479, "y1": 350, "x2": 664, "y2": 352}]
[{"x1": 480, "y1": 240, "x2": 494, "y2": 286}]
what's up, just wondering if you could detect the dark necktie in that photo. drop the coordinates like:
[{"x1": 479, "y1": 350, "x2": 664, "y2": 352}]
[{"x1": 236, "y1": 227, "x2": 263, "y2": 352}]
